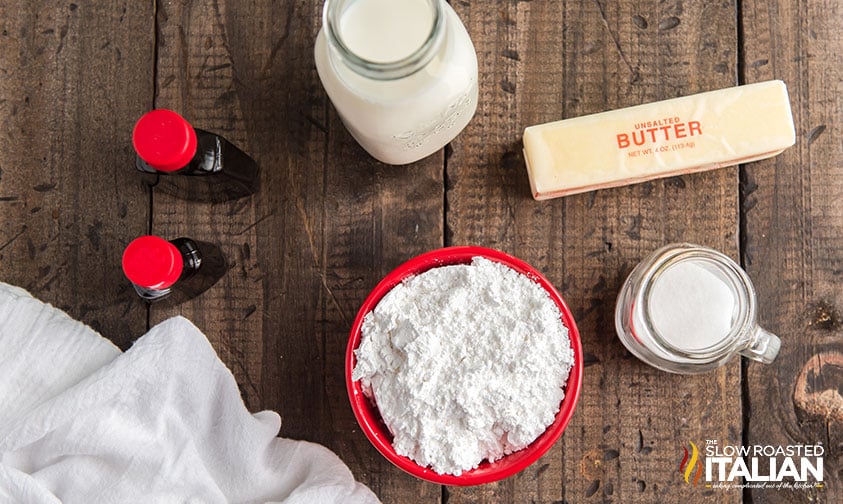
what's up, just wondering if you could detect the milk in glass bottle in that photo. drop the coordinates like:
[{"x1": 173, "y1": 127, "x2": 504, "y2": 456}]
[{"x1": 314, "y1": 0, "x2": 478, "y2": 165}]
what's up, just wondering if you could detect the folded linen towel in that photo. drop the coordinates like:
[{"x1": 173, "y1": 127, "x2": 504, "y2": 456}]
[{"x1": 0, "y1": 283, "x2": 379, "y2": 504}]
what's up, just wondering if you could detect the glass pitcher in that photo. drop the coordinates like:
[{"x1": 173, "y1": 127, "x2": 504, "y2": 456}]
[{"x1": 615, "y1": 243, "x2": 780, "y2": 374}]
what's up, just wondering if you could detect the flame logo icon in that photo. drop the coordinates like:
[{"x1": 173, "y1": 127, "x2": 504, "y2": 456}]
[{"x1": 678, "y1": 441, "x2": 703, "y2": 486}]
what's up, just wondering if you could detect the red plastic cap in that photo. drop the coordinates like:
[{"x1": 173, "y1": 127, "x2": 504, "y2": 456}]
[
  {"x1": 132, "y1": 109, "x2": 197, "y2": 172},
  {"x1": 122, "y1": 236, "x2": 183, "y2": 289}
]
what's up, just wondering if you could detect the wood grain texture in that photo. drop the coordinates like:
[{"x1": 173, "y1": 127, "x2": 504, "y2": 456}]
[
  {"x1": 319, "y1": 111, "x2": 445, "y2": 504},
  {"x1": 3, "y1": 1, "x2": 840, "y2": 502},
  {"x1": 446, "y1": 1, "x2": 740, "y2": 502},
  {"x1": 742, "y1": 0, "x2": 843, "y2": 501},
  {"x1": 0, "y1": 1, "x2": 152, "y2": 348},
  {"x1": 151, "y1": 0, "x2": 267, "y2": 411},
  {"x1": 152, "y1": 0, "x2": 442, "y2": 500}
]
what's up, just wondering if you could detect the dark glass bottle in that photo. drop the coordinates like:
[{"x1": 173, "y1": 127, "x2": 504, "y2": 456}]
[
  {"x1": 121, "y1": 235, "x2": 227, "y2": 303},
  {"x1": 132, "y1": 109, "x2": 260, "y2": 203}
]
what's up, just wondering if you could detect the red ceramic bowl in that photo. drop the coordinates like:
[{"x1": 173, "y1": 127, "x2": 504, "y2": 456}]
[{"x1": 345, "y1": 246, "x2": 583, "y2": 486}]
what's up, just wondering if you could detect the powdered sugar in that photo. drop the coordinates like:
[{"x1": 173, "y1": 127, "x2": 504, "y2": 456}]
[{"x1": 352, "y1": 257, "x2": 574, "y2": 476}]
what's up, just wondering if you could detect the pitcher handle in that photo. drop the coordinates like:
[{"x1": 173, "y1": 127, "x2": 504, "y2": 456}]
[{"x1": 738, "y1": 326, "x2": 781, "y2": 364}]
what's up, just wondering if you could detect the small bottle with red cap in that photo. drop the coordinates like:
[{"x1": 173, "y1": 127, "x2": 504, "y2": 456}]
[
  {"x1": 122, "y1": 235, "x2": 227, "y2": 302},
  {"x1": 132, "y1": 109, "x2": 260, "y2": 203}
]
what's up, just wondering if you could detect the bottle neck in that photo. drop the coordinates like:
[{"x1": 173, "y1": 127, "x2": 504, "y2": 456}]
[{"x1": 322, "y1": 0, "x2": 446, "y2": 80}]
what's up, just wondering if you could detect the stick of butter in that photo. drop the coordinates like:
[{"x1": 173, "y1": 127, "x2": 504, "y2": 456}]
[{"x1": 523, "y1": 80, "x2": 796, "y2": 200}]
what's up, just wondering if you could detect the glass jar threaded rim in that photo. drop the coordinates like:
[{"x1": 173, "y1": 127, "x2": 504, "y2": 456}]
[{"x1": 322, "y1": 0, "x2": 446, "y2": 81}]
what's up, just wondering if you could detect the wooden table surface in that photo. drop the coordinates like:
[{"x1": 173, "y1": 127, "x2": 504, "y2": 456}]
[{"x1": 1, "y1": 1, "x2": 840, "y2": 503}]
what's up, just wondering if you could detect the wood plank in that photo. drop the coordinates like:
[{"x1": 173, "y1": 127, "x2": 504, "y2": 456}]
[
  {"x1": 320, "y1": 109, "x2": 445, "y2": 504},
  {"x1": 152, "y1": 1, "x2": 442, "y2": 500},
  {"x1": 446, "y1": 0, "x2": 741, "y2": 502},
  {"x1": 151, "y1": 0, "x2": 266, "y2": 411},
  {"x1": 0, "y1": 1, "x2": 152, "y2": 349},
  {"x1": 742, "y1": 0, "x2": 842, "y2": 501}
]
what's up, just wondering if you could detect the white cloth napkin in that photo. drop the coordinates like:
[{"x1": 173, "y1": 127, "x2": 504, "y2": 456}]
[{"x1": 0, "y1": 283, "x2": 379, "y2": 504}]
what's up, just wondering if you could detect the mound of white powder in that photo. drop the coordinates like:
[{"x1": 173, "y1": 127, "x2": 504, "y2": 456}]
[{"x1": 352, "y1": 257, "x2": 574, "y2": 476}]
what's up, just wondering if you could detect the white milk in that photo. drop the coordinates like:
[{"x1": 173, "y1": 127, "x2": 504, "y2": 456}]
[
  {"x1": 647, "y1": 261, "x2": 737, "y2": 351},
  {"x1": 338, "y1": 0, "x2": 433, "y2": 63},
  {"x1": 315, "y1": 0, "x2": 478, "y2": 165},
  {"x1": 616, "y1": 244, "x2": 781, "y2": 373}
]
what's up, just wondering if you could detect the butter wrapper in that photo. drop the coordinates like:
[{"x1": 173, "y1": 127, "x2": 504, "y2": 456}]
[{"x1": 523, "y1": 80, "x2": 796, "y2": 200}]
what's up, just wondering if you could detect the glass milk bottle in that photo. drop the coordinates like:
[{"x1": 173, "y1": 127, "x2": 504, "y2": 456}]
[
  {"x1": 615, "y1": 243, "x2": 781, "y2": 374},
  {"x1": 314, "y1": 0, "x2": 478, "y2": 165}
]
